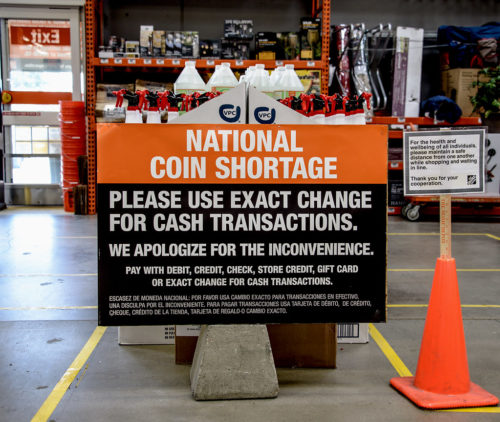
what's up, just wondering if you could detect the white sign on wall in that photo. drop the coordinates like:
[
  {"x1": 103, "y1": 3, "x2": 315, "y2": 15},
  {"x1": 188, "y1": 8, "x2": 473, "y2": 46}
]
[{"x1": 404, "y1": 129, "x2": 485, "y2": 195}]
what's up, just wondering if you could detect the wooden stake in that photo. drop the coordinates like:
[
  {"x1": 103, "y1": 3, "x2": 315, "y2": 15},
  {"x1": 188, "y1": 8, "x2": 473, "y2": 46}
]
[{"x1": 440, "y1": 194, "x2": 452, "y2": 258}]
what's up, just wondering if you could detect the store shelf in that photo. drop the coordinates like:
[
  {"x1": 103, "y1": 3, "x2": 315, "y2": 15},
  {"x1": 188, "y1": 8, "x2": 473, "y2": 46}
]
[
  {"x1": 93, "y1": 57, "x2": 325, "y2": 70},
  {"x1": 85, "y1": 0, "x2": 331, "y2": 215},
  {"x1": 388, "y1": 130, "x2": 403, "y2": 139},
  {"x1": 408, "y1": 195, "x2": 500, "y2": 204}
]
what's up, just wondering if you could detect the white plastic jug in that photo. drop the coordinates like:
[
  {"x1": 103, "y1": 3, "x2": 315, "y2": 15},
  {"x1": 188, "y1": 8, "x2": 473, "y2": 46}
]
[
  {"x1": 270, "y1": 66, "x2": 286, "y2": 99},
  {"x1": 207, "y1": 62, "x2": 238, "y2": 93},
  {"x1": 206, "y1": 65, "x2": 221, "y2": 92},
  {"x1": 174, "y1": 61, "x2": 206, "y2": 95},
  {"x1": 250, "y1": 64, "x2": 273, "y2": 97},
  {"x1": 281, "y1": 64, "x2": 304, "y2": 98}
]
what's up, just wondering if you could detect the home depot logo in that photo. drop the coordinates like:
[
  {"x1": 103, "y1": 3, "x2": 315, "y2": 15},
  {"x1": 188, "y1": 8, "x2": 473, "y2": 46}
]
[
  {"x1": 219, "y1": 104, "x2": 241, "y2": 123},
  {"x1": 254, "y1": 107, "x2": 276, "y2": 124}
]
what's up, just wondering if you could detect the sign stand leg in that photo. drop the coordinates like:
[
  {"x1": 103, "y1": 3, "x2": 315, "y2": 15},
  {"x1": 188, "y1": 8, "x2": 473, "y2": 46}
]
[
  {"x1": 190, "y1": 324, "x2": 279, "y2": 401},
  {"x1": 439, "y1": 194, "x2": 452, "y2": 258}
]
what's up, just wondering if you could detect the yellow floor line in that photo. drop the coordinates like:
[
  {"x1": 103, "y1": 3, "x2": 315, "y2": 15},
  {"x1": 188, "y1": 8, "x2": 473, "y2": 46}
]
[
  {"x1": 0, "y1": 306, "x2": 97, "y2": 311},
  {"x1": 31, "y1": 326, "x2": 107, "y2": 422},
  {"x1": 368, "y1": 323, "x2": 412, "y2": 377},
  {"x1": 441, "y1": 407, "x2": 500, "y2": 413},
  {"x1": 369, "y1": 324, "x2": 500, "y2": 413},
  {"x1": 486, "y1": 233, "x2": 500, "y2": 241},
  {"x1": 0, "y1": 273, "x2": 97, "y2": 277}
]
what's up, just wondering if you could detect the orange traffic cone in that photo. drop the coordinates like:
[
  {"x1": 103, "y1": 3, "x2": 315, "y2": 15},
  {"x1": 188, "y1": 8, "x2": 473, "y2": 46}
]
[{"x1": 390, "y1": 257, "x2": 499, "y2": 409}]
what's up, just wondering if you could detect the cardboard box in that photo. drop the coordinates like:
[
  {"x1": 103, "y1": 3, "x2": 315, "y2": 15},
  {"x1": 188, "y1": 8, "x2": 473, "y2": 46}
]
[
  {"x1": 276, "y1": 32, "x2": 299, "y2": 60},
  {"x1": 134, "y1": 79, "x2": 172, "y2": 93},
  {"x1": 220, "y1": 39, "x2": 250, "y2": 60},
  {"x1": 248, "y1": 86, "x2": 313, "y2": 124},
  {"x1": 96, "y1": 83, "x2": 134, "y2": 122},
  {"x1": 125, "y1": 40, "x2": 139, "y2": 58},
  {"x1": 233, "y1": 42, "x2": 251, "y2": 60},
  {"x1": 220, "y1": 38, "x2": 235, "y2": 59},
  {"x1": 200, "y1": 40, "x2": 221, "y2": 59},
  {"x1": 267, "y1": 324, "x2": 336, "y2": 367},
  {"x1": 175, "y1": 325, "x2": 201, "y2": 364},
  {"x1": 295, "y1": 69, "x2": 321, "y2": 95},
  {"x1": 300, "y1": 17, "x2": 321, "y2": 60},
  {"x1": 255, "y1": 32, "x2": 277, "y2": 61},
  {"x1": 175, "y1": 324, "x2": 337, "y2": 368},
  {"x1": 152, "y1": 31, "x2": 166, "y2": 57},
  {"x1": 169, "y1": 83, "x2": 246, "y2": 124},
  {"x1": 166, "y1": 32, "x2": 182, "y2": 57},
  {"x1": 441, "y1": 68, "x2": 480, "y2": 117},
  {"x1": 140, "y1": 25, "x2": 154, "y2": 57},
  {"x1": 119, "y1": 325, "x2": 175, "y2": 345},
  {"x1": 181, "y1": 31, "x2": 199, "y2": 58},
  {"x1": 337, "y1": 323, "x2": 369, "y2": 344},
  {"x1": 224, "y1": 19, "x2": 254, "y2": 40},
  {"x1": 391, "y1": 27, "x2": 424, "y2": 117}
]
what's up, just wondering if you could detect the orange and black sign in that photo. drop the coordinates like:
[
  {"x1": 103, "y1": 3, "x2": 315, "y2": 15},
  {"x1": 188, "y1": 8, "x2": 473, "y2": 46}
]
[{"x1": 97, "y1": 124, "x2": 388, "y2": 325}]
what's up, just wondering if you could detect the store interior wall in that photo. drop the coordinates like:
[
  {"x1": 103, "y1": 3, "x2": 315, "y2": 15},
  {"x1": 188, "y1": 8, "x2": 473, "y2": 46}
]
[
  {"x1": 103, "y1": 0, "x2": 311, "y2": 40},
  {"x1": 104, "y1": 0, "x2": 499, "y2": 38},
  {"x1": 102, "y1": 0, "x2": 499, "y2": 103},
  {"x1": 330, "y1": 0, "x2": 499, "y2": 32}
]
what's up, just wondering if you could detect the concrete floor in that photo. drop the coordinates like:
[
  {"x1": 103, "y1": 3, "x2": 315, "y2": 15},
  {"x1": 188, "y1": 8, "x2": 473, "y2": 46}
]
[{"x1": 0, "y1": 206, "x2": 499, "y2": 421}]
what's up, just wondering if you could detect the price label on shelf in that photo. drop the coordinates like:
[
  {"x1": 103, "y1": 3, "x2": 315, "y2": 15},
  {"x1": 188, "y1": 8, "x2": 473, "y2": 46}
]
[
  {"x1": 144, "y1": 59, "x2": 152, "y2": 65},
  {"x1": 172, "y1": 59, "x2": 181, "y2": 65},
  {"x1": 156, "y1": 59, "x2": 165, "y2": 65},
  {"x1": 206, "y1": 60, "x2": 215, "y2": 66},
  {"x1": 307, "y1": 61, "x2": 316, "y2": 67},
  {"x1": 127, "y1": 59, "x2": 136, "y2": 65},
  {"x1": 236, "y1": 60, "x2": 244, "y2": 66},
  {"x1": 113, "y1": 59, "x2": 122, "y2": 64},
  {"x1": 275, "y1": 60, "x2": 283, "y2": 66},
  {"x1": 100, "y1": 58, "x2": 109, "y2": 64}
]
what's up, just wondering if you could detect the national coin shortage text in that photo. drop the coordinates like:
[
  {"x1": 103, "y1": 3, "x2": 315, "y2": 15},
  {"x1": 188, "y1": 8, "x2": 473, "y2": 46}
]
[{"x1": 150, "y1": 129, "x2": 338, "y2": 180}]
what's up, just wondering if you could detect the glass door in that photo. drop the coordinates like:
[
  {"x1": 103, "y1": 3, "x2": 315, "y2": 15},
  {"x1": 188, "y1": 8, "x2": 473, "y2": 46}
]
[{"x1": 1, "y1": 7, "x2": 82, "y2": 205}]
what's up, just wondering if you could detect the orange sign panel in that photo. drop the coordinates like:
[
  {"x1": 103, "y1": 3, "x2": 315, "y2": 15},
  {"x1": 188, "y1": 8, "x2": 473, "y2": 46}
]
[{"x1": 97, "y1": 124, "x2": 388, "y2": 185}]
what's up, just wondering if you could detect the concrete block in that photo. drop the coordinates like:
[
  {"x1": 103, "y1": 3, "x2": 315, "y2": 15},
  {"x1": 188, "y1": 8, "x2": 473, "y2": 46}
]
[{"x1": 190, "y1": 325, "x2": 279, "y2": 400}]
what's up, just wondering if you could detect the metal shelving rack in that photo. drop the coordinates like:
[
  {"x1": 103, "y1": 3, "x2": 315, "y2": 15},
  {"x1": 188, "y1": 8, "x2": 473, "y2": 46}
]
[{"x1": 84, "y1": 0, "x2": 331, "y2": 215}]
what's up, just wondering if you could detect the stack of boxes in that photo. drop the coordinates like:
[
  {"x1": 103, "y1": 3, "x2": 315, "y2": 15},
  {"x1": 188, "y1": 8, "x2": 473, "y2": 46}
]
[
  {"x1": 441, "y1": 68, "x2": 480, "y2": 117},
  {"x1": 221, "y1": 19, "x2": 253, "y2": 60}
]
